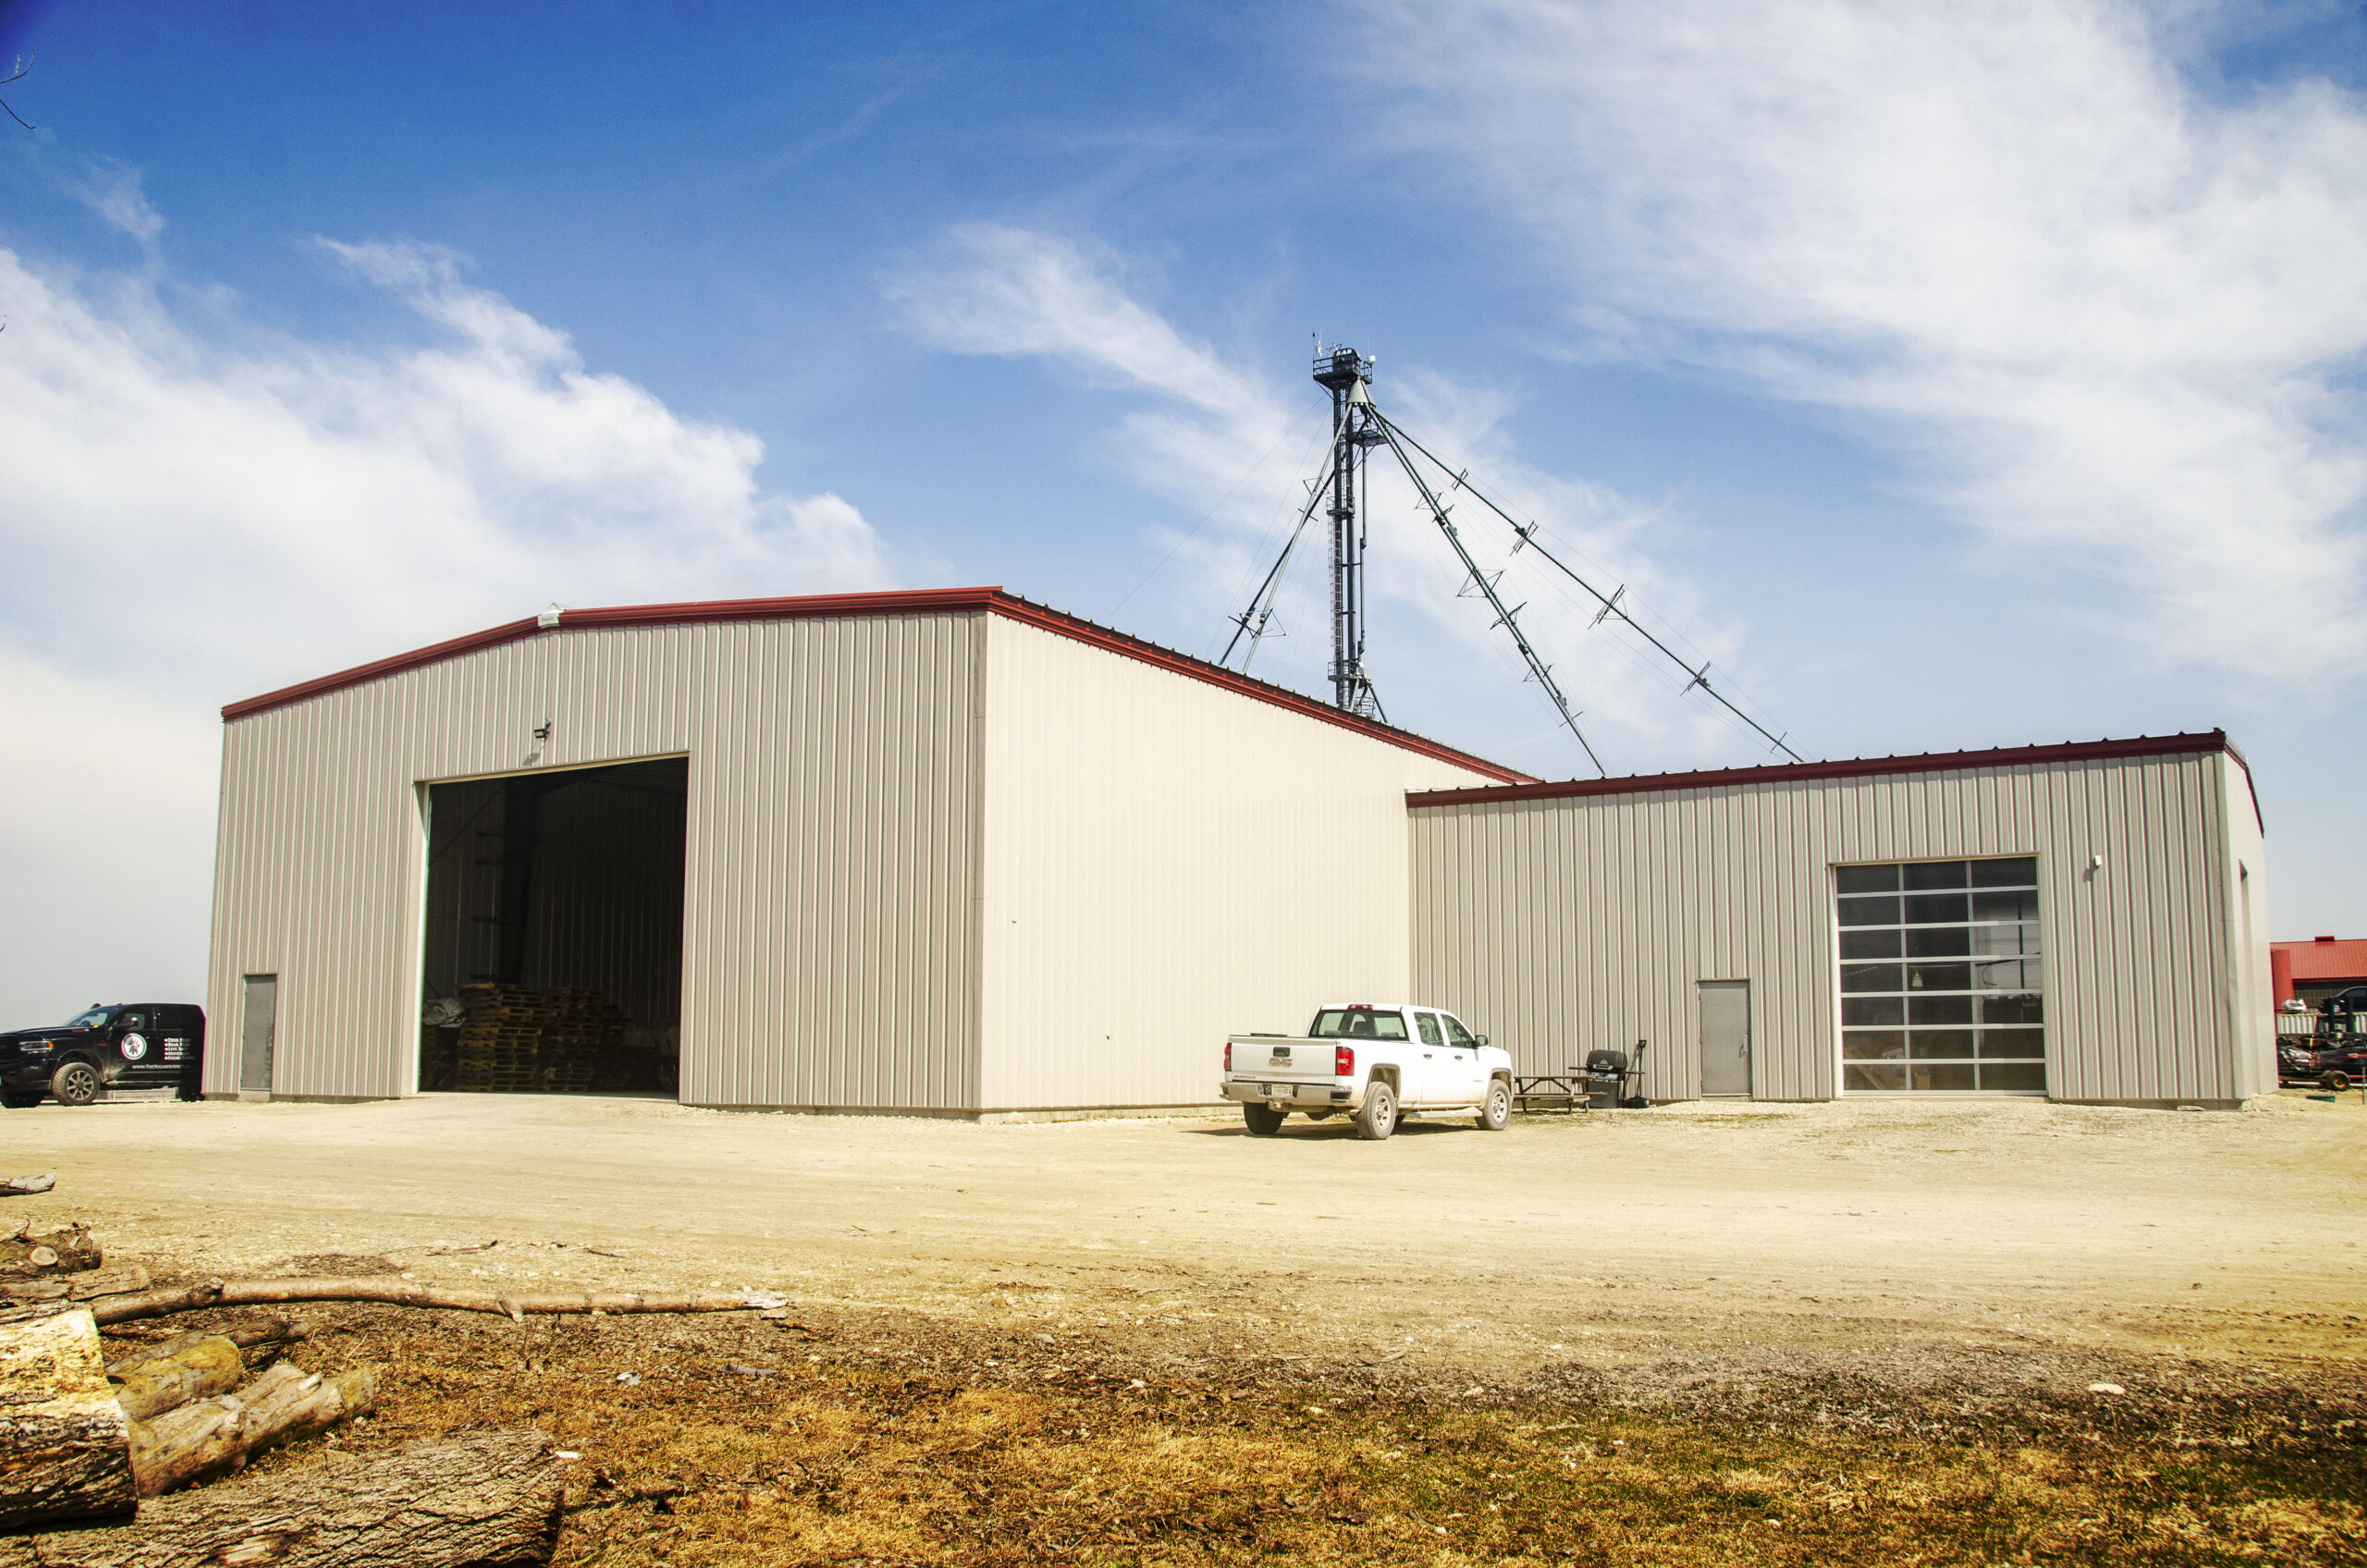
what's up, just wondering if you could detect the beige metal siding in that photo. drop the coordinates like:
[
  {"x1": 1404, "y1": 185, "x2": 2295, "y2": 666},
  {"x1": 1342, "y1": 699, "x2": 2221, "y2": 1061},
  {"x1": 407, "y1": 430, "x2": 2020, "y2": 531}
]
[
  {"x1": 206, "y1": 615, "x2": 983, "y2": 1108},
  {"x1": 976, "y1": 616, "x2": 1497, "y2": 1112},
  {"x1": 2223, "y1": 753, "x2": 2275, "y2": 1099},
  {"x1": 677, "y1": 613, "x2": 983, "y2": 1109},
  {"x1": 1410, "y1": 752, "x2": 2250, "y2": 1105}
]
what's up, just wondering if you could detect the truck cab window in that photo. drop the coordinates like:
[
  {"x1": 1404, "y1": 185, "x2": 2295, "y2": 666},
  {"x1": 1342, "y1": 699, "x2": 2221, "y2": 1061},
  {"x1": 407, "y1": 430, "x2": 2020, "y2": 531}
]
[
  {"x1": 117, "y1": 1011, "x2": 148, "y2": 1032},
  {"x1": 1309, "y1": 1008, "x2": 1408, "y2": 1040},
  {"x1": 1417, "y1": 1012, "x2": 1444, "y2": 1047},
  {"x1": 1442, "y1": 1015, "x2": 1477, "y2": 1048}
]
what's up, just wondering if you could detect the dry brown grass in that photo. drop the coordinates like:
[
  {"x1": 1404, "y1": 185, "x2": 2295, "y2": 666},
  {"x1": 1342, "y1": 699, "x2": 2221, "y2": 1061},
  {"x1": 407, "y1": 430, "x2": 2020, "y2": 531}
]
[{"x1": 98, "y1": 1296, "x2": 2363, "y2": 1568}]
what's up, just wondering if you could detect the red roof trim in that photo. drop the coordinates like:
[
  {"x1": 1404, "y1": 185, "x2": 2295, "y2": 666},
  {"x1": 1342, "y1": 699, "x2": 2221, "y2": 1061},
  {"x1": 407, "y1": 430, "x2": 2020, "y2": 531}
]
[
  {"x1": 220, "y1": 617, "x2": 547, "y2": 722},
  {"x1": 1408, "y1": 730, "x2": 2247, "y2": 812},
  {"x1": 221, "y1": 586, "x2": 1530, "y2": 784}
]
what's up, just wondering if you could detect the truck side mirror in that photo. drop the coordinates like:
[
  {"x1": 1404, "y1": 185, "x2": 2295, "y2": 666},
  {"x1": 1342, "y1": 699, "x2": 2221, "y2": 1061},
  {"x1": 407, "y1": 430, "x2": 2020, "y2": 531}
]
[{"x1": 1477, "y1": 1035, "x2": 1489, "y2": 1047}]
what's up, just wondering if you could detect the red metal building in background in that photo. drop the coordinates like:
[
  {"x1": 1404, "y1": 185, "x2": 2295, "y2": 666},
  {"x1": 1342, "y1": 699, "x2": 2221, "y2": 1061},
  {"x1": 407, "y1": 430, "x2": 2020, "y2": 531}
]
[{"x1": 2271, "y1": 936, "x2": 2367, "y2": 1008}]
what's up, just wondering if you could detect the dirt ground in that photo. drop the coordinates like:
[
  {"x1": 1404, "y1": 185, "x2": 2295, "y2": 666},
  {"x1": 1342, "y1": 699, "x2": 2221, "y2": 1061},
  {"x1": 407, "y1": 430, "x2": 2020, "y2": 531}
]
[
  {"x1": 9, "y1": 1090, "x2": 2366, "y2": 1563},
  {"x1": 9, "y1": 1089, "x2": 2364, "y2": 1369}
]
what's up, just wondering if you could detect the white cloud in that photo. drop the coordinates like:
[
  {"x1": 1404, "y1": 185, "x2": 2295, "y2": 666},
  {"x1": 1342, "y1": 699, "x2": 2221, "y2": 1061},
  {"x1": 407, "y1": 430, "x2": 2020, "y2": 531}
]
[
  {"x1": 889, "y1": 223, "x2": 1749, "y2": 754},
  {"x1": 1344, "y1": 0, "x2": 2367, "y2": 681},
  {"x1": 0, "y1": 235, "x2": 888, "y2": 1023},
  {"x1": 74, "y1": 161, "x2": 165, "y2": 248}
]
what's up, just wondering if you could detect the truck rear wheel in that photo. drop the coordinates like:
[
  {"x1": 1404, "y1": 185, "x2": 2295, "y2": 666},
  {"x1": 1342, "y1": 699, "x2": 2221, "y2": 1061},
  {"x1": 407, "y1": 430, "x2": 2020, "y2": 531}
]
[
  {"x1": 1243, "y1": 1103, "x2": 1287, "y2": 1136},
  {"x1": 50, "y1": 1060, "x2": 103, "y2": 1108},
  {"x1": 1476, "y1": 1078, "x2": 1512, "y2": 1131},
  {"x1": 2324, "y1": 1071, "x2": 2353, "y2": 1093},
  {"x1": 1353, "y1": 1080, "x2": 1398, "y2": 1141}
]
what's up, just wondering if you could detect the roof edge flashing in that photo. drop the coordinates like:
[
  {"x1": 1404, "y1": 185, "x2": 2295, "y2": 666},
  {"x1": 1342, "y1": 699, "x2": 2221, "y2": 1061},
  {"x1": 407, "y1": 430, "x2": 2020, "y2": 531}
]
[
  {"x1": 1407, "y1": 730, "x2": 2246, "y2": 814},
  {"x1": 218, "y1": 585, "x2": 1530, "y2": 785}
]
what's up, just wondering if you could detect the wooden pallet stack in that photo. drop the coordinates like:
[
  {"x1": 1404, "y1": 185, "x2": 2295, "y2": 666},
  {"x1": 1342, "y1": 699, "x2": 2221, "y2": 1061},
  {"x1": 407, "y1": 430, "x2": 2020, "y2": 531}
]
[{"x1": 453, "y1": 986, "x2": 628, "y2": 1093}]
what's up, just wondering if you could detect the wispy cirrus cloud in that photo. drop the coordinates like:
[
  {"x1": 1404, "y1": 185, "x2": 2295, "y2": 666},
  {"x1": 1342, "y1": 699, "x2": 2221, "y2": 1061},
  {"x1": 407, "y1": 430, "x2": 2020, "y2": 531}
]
[
  {"x1": 1343, "y1": 0, "x2": 2367, "y2": 683},
  {"x1": 0, "y1": 231, "x2": 889, "y2": 1020}
]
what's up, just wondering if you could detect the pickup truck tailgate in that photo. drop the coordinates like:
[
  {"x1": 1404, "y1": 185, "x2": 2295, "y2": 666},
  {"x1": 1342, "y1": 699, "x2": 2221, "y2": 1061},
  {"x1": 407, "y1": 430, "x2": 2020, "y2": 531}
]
[{"x1": 1228, "y1": 1037, "x2": 1337, "y2": 1084}]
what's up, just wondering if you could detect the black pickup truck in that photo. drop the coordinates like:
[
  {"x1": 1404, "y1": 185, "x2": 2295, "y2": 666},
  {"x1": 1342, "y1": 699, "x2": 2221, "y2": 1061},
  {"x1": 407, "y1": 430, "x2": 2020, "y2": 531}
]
[{"x1": 0, "y1": 1003, "x2": 205, "y2": 1107}]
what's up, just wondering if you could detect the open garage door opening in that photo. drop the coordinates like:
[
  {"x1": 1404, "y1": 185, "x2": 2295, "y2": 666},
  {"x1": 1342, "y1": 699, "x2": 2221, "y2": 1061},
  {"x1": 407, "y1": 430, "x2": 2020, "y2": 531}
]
[{"x1": 419, "y1": 758, "x2": 687, "y2": 1095}]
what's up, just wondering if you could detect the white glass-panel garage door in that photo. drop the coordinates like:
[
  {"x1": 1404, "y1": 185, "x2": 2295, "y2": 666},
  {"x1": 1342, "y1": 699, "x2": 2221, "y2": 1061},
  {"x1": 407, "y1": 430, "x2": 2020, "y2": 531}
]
[{"x1": 1836, "y1": 857, "x2": 2044, "y2": 1093}]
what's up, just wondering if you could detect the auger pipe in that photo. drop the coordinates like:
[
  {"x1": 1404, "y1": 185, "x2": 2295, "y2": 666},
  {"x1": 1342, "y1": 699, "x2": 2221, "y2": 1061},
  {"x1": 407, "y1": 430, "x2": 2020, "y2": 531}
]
[
  {"x1": 1371, "y1": 420, "x2": 1607, "y2": 778},
  {"x1": 1373, "y1": 412, "x2": 1805, "y2": 765}
]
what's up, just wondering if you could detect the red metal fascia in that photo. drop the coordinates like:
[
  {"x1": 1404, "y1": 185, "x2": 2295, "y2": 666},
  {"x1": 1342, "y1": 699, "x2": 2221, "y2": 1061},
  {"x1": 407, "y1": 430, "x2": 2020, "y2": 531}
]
[
  {"x1": 219, "y1": 588, "x2": 1009, "y2": 721},
  {"x1": 220, "y1": 618, "x2": 547, "y2": 721},
  {"x1": 1406, "y1": 730, "x2": 2237, "y2": 809},
  {"x1": 217, "y1": 585, "x2": 1532, "y2": 784},
  {"x1": 565, "y1": 586, "x2": 1005, "y2": 630}
]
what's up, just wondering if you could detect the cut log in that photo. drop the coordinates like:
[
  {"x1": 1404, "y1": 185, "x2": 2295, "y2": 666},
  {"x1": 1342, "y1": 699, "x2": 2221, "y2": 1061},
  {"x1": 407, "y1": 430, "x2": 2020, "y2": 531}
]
[
  {"x1": 104, "y1": 1317, "x2": 302, "y2": 1379},
  {"x1": 0, "y1": 1174, "x2": 55, "y2": 1197},
  {"x1": 6, "y1": 1267, "x2": 151, "y2": 1307},
  {"x1": 67, "y1": 1266, "x2": 151, "y2": 1303},
  {"x1": 0, "y1": 1302, "x2": 136, "y2": 1529},
  {"x1": 96, "y1": 1275, "x2": 780, "y2": 1324},
  {"x1": 0, "y1": 1226, "x2": 101, "y2": 1279},
  {"x1": 110, "y1": 1334, "x2": 246, "y2": 1422},
  {"x1": 0, "y1": 1428, "x2": 563, "y2": 1568},
  {"x1": 129, "y1": 1359, "x2": 378, "y2": 1496}
]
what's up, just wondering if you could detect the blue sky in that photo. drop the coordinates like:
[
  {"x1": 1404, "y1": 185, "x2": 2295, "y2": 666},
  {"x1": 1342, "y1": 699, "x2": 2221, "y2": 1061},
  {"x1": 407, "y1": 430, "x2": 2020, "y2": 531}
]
[{"x1": 2, "y1": 0, "x2": 2363, "y2": 1021}]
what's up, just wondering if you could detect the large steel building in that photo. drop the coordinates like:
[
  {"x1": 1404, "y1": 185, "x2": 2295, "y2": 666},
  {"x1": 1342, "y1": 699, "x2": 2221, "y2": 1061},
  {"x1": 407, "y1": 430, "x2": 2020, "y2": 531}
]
[
  {"x1": 1408, "y1": 734, "x2": 2273, "y2": 1109},
  {"x1": 205, "y1": 589, "x2": 2274, "y2": 1113},
  {"x1": 202, "y1": 588, "x2": 1515, "y2": 1114}
]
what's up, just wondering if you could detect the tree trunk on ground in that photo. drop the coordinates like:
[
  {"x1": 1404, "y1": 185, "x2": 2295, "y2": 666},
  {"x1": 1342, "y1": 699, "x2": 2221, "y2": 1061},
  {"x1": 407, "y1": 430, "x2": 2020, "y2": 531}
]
[
  {"x1": 0, "y1": 1429, "x2": 563, "y2": 1568},
  {"x1": 96, "y1": 1276, "x2": 776, "y2": 1325},
  {"x1": 0, "y1": 1303, "x2": 136, "y2": 1530},
  {"x1": 4, "y1": 1267, "x2": 151, "y2": 1306},
  {"x1": 128, "y1": 1360, "x2": 377, "y2": 1497},
  {"x1": 0, "y1": 1228, "x2": 101, "y2": 1279},
  {"x1": 109, "y1": 1335, "x2": 246, "y2": 1422},
  {"x1": 103, "y1": 1318, "x2": 299, "y2": 1380}
]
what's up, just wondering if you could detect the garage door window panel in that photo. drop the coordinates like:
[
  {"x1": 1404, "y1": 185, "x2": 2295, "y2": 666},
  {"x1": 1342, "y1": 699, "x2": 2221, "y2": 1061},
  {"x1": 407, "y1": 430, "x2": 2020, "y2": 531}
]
[
  {"x1": 1842, "y1": 1030, "x2": 1905, "y2": 1060},
  {"x1": 1835, "y1": 857, "x2": 2045, "y2": 1096}
]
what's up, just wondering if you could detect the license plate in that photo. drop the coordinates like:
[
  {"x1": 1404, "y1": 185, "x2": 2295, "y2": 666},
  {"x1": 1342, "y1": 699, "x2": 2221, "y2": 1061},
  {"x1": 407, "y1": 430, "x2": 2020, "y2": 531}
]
[{"x1": 1264, "y1": 1084, "x2": 1288, "y2": 1100}]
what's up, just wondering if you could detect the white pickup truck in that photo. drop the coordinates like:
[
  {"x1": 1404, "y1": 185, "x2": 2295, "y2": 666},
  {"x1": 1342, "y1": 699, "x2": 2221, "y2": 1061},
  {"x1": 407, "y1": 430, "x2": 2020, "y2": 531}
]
[{"x1": 1220, "y1": 1002, "x2": 1514, "y2": 1140}]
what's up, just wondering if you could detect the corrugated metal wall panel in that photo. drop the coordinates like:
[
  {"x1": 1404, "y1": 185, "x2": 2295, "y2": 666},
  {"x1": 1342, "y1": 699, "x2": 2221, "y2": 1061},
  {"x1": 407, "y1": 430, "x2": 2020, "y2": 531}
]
[
  {"x1": 1408, "y1": 752, "x2": 2250, "y2": 1106},
  {"x1": 676, "y1": 613, "x2": 983, "y2": 1110},
  {"x1": 207, "y1": 615, "x2": 983, "y2": 1108},
  {"x1": 977, "y1": 616, "x2": 1499, "y2": 1112}
]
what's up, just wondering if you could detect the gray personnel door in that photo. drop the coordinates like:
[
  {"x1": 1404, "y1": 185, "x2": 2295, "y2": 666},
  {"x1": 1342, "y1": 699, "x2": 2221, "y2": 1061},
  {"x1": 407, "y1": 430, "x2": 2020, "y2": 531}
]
[
  {"x1": 239, "y1": 974, "x2": 277, "y2": 1095},
  {"x1": 1698, "y1": 980, "x2": 1752, "y2": 1097}
]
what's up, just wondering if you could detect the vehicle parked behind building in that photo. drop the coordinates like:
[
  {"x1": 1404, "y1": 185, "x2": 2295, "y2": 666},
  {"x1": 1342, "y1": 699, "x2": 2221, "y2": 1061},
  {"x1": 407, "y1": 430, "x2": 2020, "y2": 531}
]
[
  {"x1": 1220, "y1": 1003, "x2": 1513, "y2": 1139},
  {"x1": 0, "y1": 1004, "x2": 205, "y2": 1107}
]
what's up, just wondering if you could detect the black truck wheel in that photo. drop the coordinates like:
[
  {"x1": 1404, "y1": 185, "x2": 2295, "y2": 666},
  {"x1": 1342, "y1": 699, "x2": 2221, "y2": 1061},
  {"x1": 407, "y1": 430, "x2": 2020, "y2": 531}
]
[
  {"x1": 1353, "y1": 1080, "x2": 1398, "y2": 1141},
  {"x1": 2324, "y1": 1071, "x2": 2353, "y2": 1094},
  {"x1": 49, "y1": 1060, "x2": 103, "y2": 1107},
  {"x1": 2, "y1": 1090, "x2": 43, "y2": 1109},
  {"x1": 1243, "y1": 1102, "x2": 1287, "y2": 1136}
]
